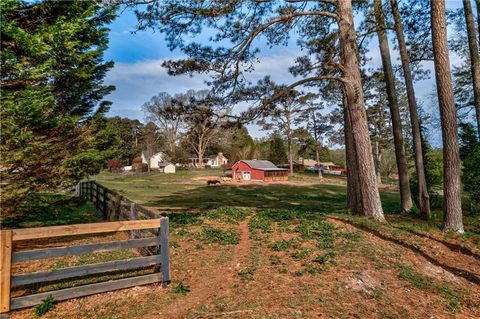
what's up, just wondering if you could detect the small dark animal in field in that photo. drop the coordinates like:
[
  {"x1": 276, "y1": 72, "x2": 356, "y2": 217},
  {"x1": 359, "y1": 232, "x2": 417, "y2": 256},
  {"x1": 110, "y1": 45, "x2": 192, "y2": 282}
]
[{"x1": 207, "y1": 180, "x2": 221, "y2": 185}]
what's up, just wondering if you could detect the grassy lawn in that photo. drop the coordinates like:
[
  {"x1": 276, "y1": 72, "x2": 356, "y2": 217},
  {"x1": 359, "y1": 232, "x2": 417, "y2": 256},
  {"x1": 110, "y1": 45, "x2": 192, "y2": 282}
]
[{"x1": 96, "y1": 170, "x2": 400, "y2": 213}]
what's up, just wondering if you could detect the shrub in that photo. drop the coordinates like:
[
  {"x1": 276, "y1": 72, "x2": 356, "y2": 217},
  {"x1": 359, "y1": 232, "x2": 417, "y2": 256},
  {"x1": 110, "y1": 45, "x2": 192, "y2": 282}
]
[{"x1": 107, "y1": 159, "x2": 123, "y2": 172}]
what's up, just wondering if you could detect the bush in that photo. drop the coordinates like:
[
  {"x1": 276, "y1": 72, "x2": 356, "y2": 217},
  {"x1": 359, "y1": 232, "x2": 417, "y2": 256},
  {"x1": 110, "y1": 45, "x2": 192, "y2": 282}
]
[
  {"x1": 460, "y1": 123, "x2": 480, "y2": 213},
  {"x1": 107, "y1": 159, "x2": 123, "y2": 172},
  {"x1": 462, "y1": 147, "x2": 480, "y2": 213}
]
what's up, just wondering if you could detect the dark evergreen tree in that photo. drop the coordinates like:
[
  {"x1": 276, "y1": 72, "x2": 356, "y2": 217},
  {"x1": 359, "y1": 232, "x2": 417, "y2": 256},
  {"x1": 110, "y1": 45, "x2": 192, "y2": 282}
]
[
  {"x1": 1, "y1": 0, "x2": 116, "y2": 211},
  {"x1": 459, "y1": 123, "x2": 480, "y2": 212},
  {"x1": 268, "y1": 133, "x2": 288, "y2": 165}
]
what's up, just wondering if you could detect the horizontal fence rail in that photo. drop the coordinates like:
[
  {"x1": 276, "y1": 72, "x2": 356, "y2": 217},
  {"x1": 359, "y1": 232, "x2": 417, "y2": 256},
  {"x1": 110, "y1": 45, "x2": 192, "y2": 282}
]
[{"x1": 0, "y1": 181, "x2": 170, "y2": 314}]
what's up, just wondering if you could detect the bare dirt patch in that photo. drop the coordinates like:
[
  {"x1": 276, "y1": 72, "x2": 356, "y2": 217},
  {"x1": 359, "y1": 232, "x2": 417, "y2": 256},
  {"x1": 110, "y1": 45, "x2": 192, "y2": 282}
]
[{"x1": 10, "y1": 211, "x2": 480, "y2": 319}]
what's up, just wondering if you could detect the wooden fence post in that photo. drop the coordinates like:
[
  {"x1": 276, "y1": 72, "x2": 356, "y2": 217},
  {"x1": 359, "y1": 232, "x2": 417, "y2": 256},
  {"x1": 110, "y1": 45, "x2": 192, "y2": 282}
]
[
  {"x1": 75, "y1": 183, "x2": 80, "y2": 197},
  {"x1": 89, "y1": 181, "x2": 93, "y2": 202},
  {"x1": 95, "y1": 183, "x2": 99, "y2": 211},
  {"x1": 160, "y1": 217, "x2": 170, "y2": 286},
  {"x1": 130, "y1": 203, "x2": 137, "y2": 239},
  {"x1": 0, "y1": 230, "x2": 13, "y2": 313},
  {"x1": 102, "y1": 188, "x2": 108, "y2": 220},
  {"x1": 112, "y1": 195, "x2": 122, "y2": 221}
]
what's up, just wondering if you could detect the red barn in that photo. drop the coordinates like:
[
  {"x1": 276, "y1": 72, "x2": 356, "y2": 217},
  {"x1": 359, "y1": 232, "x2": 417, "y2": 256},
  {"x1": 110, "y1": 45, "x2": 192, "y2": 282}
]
[{"x1": 231, "y1": 160, "x2": 288, "y2": 181}]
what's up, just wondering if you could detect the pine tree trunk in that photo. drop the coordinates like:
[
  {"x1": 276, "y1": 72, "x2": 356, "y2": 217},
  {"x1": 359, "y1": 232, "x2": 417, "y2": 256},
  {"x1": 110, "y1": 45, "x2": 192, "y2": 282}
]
[
  {"x1": 431, "y1": 0, "x2": 464, "y2": 233},
  {"x1": 315, "y1": 146, "x2": 323, "y2": 179},
  {"x1": 338, "y1": 0, "x2": 385, "y2": 222},
  {"x1": 312, "y1": 112, "x2": 323, "y2": 179},
  {"x1": 288, "y1": 131, "x2": 293, "y2": 174},
  {"x1": 476, "y1": 0, "x2": 480, "y2": 43},
  {"x1": 374, "y1": 0, "x2": 413, "y2": 212},
  {"x1": 463, "y1": 0, "x2": 480, "y2": 138},
  {"x1": 391, "y1": 0, "x2": 431, "y2": 218},
  {"x1": 344, "y1": 92, "x2": 362, "y2": 215}
]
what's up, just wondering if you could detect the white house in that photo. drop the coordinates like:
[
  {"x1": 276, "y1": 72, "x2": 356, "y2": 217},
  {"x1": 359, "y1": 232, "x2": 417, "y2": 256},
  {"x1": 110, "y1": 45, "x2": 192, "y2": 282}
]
[
  {"x1": 158, "y1": 163, "x2": 176, "y2": 174},
  {"x1": 141, "y1": 151, "x2": 166, "y2": 169},
  {"x1": 189, "y1": 152, "x2": 228, "y2": 167}
]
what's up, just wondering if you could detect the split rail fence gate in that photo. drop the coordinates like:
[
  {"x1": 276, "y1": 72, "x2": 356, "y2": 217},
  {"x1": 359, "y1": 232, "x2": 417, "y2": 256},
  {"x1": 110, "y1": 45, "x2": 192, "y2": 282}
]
[{"x1": 0, "y1": 181, "x2": 170, "y2": 314}]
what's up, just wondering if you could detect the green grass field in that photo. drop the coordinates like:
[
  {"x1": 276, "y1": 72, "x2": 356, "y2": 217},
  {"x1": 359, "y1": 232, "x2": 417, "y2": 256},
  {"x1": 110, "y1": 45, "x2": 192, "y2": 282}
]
[{"x1": 96, "y1": 170, "x2": 400, "y2": 213}]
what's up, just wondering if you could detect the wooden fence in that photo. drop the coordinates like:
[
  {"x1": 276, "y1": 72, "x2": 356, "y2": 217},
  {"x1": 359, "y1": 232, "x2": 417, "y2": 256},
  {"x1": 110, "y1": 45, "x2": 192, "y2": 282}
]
[
  {"x1": 76, "y1": 180, "x2": 159, "y2": 221},
  {"x1": 0, "y1": 181, "x2": 170, "y2": 314}
]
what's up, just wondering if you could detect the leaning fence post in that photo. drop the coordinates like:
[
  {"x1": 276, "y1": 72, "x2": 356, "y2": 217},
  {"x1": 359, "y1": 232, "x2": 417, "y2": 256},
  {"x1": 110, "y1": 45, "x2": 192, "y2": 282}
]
[
  {"x1": 0, "y1": 230, "x2": 13, "y2": 314},
  {"x1": 160, "y1": 217, "x2": 170, "y2": 286},
  {"x1": 113, "y1": 195, "x2": 122, "y2": 221},
  {"x1": 130, "y1": 203, "x2": 137, "y2": 239}
]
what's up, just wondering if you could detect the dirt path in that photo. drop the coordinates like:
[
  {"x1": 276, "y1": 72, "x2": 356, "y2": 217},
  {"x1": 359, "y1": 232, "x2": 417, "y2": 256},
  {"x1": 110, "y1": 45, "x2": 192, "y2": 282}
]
[
  {"x1": 327, "y1": 217, "x2": 480, "y2": 287},
  {"x1": 154, "y1": 215, "x2": 253, "y2": 318}
]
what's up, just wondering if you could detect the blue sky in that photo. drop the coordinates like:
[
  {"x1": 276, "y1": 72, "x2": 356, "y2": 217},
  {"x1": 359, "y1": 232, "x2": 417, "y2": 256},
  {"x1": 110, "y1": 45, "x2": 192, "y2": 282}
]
[{"x1": 103, "y1": 2, "x2": 465, "y2": 143}]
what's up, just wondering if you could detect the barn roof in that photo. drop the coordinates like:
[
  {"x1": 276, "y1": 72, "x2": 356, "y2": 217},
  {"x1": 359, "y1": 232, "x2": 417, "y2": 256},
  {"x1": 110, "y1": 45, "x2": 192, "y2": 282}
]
[{"x1": 239, "y1": 160, "x2": 288, "y2": 171}]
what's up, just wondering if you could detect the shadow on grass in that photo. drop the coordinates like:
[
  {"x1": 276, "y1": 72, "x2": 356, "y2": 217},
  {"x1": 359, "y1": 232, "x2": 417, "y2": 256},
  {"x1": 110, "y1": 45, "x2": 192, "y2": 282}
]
[
  {"x1": 146, "y1": 183, "x2": 400, "y2": 214},
  {"x1": 390, "y1": 224, "x2": 480, "y2": 261},
  {"x1": 1, "y1": 194, "x2": 102, "y2": 229},
  {"x1": 330, "y1": 216, "x2": 480, "y2": 286}
]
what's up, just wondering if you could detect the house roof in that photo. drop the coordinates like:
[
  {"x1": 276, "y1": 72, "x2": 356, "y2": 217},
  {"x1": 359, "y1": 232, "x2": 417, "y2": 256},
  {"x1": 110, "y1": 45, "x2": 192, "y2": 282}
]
[
  {"x1": 238, "y1": 160, "x2": 288, "y2": 171},
  {"x1": 204, "y1": 154, "x2": 220, "y2": 159},
  {"x1": 189, "y1": 154, "x2": 228, "y2": 160},
  {"x1": 302, "y1": 159, "x2": 318, "y2": 167},
  {"x1": 142, "y1": 151, "x2": 164, "y2": 158}
]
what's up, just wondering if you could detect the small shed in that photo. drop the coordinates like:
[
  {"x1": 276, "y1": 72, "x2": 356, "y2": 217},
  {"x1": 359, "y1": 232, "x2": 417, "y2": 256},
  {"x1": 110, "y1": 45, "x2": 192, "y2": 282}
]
[
  {"x1": 231, "y1": 160, "x2": 288, "y2": 181},
  {"x1": 158, "y1": 163, "x2": 176, "y2": 174}
]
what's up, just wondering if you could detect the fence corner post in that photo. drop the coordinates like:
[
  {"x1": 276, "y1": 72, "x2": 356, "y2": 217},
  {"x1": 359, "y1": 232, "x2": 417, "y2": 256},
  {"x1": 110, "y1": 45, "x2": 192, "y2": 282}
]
[
  {"x1": 160, "y1": 217, "x2": 170, "y2": 287},
  {"x1": 0, "y1": 230, "x2": 13, "y2": 314}
]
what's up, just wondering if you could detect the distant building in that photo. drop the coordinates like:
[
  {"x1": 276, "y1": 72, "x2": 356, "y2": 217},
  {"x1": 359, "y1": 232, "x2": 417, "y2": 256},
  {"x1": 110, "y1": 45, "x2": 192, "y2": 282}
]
[
  {"x1": 158, "y1": 163, "x2": 176, "y2": 174},
  {"x1": 141, "y1": 151, "x2": 166, "y2": 169},
  {"x1": 301, "y1": 159, "x2": 318, "y2": 168},
  {"x1": 318, "y1": 162, "x2": 336, "y2": 171},
  {"x1": 232, "y1": 160, "x2": 288, "y2": 181},
  {"x1": 318, "y1": 162, "x2": 346, "y2": 175},
  {"x1": 189, "y1": 152, "x2": 228, "y2": 167},
  {"x1": 277, "y1": 160, "x2": 305, "y2": 173}
]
